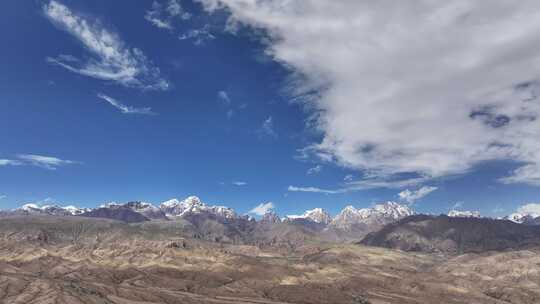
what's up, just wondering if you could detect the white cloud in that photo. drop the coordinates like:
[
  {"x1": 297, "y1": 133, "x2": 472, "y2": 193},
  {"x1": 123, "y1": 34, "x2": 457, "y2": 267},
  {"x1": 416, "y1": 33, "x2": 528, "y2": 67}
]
[
  {"x1": 178, "y1": 25, "x2": 216, "y2": 45},
  {"x1": 16, "y1": 154, "x2": 78, "y2": 170},
  {"x1": 398, "y1": 186, "x2": 438, "y2": 204},
  {"x1": 451, "y1": 201, "x2": 464, "y2": 210},
  {"x1": 226, "y1": 109, "x2": 234, "y2": 119},
  {"x1": 0, "y1": 159, "x2": 22, "y2": 166},
  {"x1": 259, "y1": 116, "x2": 277, "y2": 138},
  {"x1": 249, "y1": 202, "x2": 274, "y2": 215},
  {"x1": 97, "y1": 94, "x2": 155, "y2": 115},
  {"x1": 343, "y1": 174, "x2": 354, "y2": 182},
  {"x1": 492, "y1": 205, "x2": 505, "y2": 214},
  {"x1": 517, "y1": 203, "x2": 540, "y2": 216},
  {"x1": 0, "y1": 195, "x2": 6, "y2": 200},
  {"x1": 232, "y1": 181, "x2": 247, "y2": 186},
  {"x1": 287, "y1": 185, "x2": 341, "y2": 194},
  {"x1": 44, "y1": 0, "x2": 169, "y2": 90},
  {"x1": 217, "y1": 90, "x2": 231, "y2": 105},
  {"x1": 199, "y1": 0, "x2": 540, "y2": 186},
  {"x1": 289, "y1": 175, "x2": 428, "y2": 195},
  {"x1": 167, "y1": 0, "x2": 192, "y2": 19},
  {"x1": 145, "y1": 0, "x2": 192, "y2": 30},
  {"x1": 307, "y1": 165, "x2": 322, "y2": 175}
]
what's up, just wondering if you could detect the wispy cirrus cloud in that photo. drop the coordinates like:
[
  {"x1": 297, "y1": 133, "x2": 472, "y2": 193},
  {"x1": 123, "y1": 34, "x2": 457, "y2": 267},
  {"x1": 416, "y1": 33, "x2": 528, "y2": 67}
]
[
  {"x1": 248, "y1": 202, "x2": 274, "y2": 216},
  {"x1": 179, "y1": 25, "x2": 216, "y2": 46},
  {"x1": 0, "y1": 159, "x2": 22, "y2": 166},
  {"x1": 97, "y1": 94, "x2": 155, "y2": 115},
  {"x1": 217, "y1": 90, "x2": 231, "y2": 105},
  {"x1": 306, "y1": 165, "x2": 322, "y2": 175},
  {"x1": 16, "y1": 154, "x2": 79, "y2": 170},
  {"x1": 289, "y1": 174, "x2": 428, "y2": 195},
  {"x1": 145, "y1": 0, "x2": 192, "y2": 30},
  {"x1": 287, "y1": 186, "x2": 341, "y2": 194},
  {"x1": 258, "y1": 116, "x2": 277, "y2": 138},
  {"x1": 0, "y1": 195, "x2": 6, "y2": 200},
  {"x1": 199, "y1": 0, "x2": 540, "y2": 187},
  {"x1": 232, "y1": 181, "x2": 247, "y2": 186},
  {"x1": 43, "y1": 0, "x2": 169, "y2": 90}
]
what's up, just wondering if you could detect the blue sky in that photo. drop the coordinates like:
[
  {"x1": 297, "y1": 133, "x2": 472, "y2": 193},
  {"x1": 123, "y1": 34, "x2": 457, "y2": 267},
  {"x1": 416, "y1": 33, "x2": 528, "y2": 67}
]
[{"x1": 2, "y1": 0, "x2": 540, "y2": 217}]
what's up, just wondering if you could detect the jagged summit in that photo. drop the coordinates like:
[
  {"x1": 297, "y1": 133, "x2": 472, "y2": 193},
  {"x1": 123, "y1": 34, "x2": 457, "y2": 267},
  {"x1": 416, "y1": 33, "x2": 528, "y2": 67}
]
[
  {"x1": 261, "y1": 210, "x2": 281, "y2": 224},
  {"x1": 330, "y1": 202, "x2": 414, "y2": 229},
  {"x1": 15, "y1": 204, "x2": 89, "y2": 216},
  {"x1": 286, "y1": 208, "x2": 332, "y2": 224},
  {"x1": 503, "y1": 212, "x2": 540, "y2": 225},
  {"x1": 159, "y1": 196, "x2": 236, "y2": 218}
]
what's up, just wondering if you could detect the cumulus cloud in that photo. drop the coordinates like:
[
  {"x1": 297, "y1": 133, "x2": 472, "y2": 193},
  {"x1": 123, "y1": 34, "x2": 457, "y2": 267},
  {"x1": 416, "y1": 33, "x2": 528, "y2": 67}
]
[
  {"x1": 198, "y1": 0, "x2": 540, "y2": 186},
  {"x1": 44, "y1": 0, "x2": 169, "y2": 90},
  {"x1": 145, "y1": 0, "x2": 192, "y2": 30},
  {"x1": 517, "y1": 203, "x2": 540, "y2": 216},
  {"x1": 16, "y1": 154, "x2": 78, "y2": 170},
  {"x1": 97, "y1": 94, "x2": 155, "y2": 115},
  {"x1": 249, "y1": 202, "x2": 274, "y2": 215},
  {"x1": 307, "y1": 165, "x2": 322, "y2": 175},
  {"x1": 398, "y1": 186, "x2": 438, "y2": 204}
]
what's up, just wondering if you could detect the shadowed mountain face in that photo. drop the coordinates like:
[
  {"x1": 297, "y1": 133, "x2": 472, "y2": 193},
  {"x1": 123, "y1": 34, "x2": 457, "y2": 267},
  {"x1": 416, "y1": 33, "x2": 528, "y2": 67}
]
[
  {"x1": 360, "y1": 215, "x2": 540, "y2": 254},
  {"x1": 0, "y1": 216, "x2": 539, "y2": 304},
  {"x1": 79, "y1": 206, "x2": 150, "y2": 223}
]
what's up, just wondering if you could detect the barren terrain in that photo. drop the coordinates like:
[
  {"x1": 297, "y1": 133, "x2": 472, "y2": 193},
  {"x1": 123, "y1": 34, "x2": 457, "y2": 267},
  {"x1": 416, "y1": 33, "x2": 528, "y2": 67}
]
[{"x1": 0, "y1": 216, "x2": 539, "y2": 304}]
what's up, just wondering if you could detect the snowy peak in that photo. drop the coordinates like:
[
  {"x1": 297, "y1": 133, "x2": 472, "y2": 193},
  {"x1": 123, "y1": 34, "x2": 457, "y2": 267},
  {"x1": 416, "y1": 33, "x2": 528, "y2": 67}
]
[
  {"x1": 159, "y1": 196, "x2": 237, "y2": 219},
  {"x1": 287, "y1": 208, "x2": 332, "y2": 224},
  {"x1": 20, "y1": 203, "x2": 41, "y2": 212},
  {"x1": 62, "y1": 205, "x2": 89, "y2": 215},
  {"x1": 371, "y1": 202, "x2": 414, "y2": 219},
  {"x1": 331, "y1": 202, "x2": 414, "y2": 229},
  {"x1": 503, "y1": 213, "x2": 540, "y2": 224},
  {"x1": 448, "y1": 210, "x2": 481, "y2": 218},
  {"x1": 16, "y1": 204, "x2": 89, "y2": 216}
]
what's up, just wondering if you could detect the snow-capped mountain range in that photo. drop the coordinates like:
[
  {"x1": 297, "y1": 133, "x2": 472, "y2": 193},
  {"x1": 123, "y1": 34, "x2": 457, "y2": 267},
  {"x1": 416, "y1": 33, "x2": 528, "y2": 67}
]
[
  {"x1": 329, "y1": 202, "x2": 414, "y2": 229},
  {"x1": 285, "y1": 208, "x2": 332, "y2": 224},
  {"x1": 160, "y1": 196, "x2": 237, "y2": 219},
  {"x1": 7, "y1": 197, "x2": 414, "y2": 229},
  {"x1": 17, "y1": 203, "x2": 90, "y2": 216},
  {"x1": 6, "y1": 197, "x2": 540, "y2": 227}
]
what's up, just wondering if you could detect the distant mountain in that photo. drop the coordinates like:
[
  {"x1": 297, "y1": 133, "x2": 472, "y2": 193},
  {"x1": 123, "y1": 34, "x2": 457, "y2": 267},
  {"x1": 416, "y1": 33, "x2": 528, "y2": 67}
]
[
  {"x1": 80, "y1": 206, "x2": 150, "y2": 223},
  {"x1": 330, "y1": 202, "x2": 413, "y2": 229},
  {"x1": 285, "y1": 208, "x2": 332, "y2": 225},
  {"x1": 4, "y1": 199, "x2": 415, "y2": 242},
  {"x1": 503, "y1": 213, "x2": 540, "y2": 225},
  {"x1": 13, "y1": 204, "x2": 90, "y2": 216},
  {"x1": 360, "y1": 215, "x2": 540, "y2": 254},
  {"x1": 123, "y1": 201, "x2": 168, "y2": 220},
  {"x1": 447, "y1": 210, "x2": 481, "y2": 218},
  {"x1": 160, "y1": 196, "x2": 237, "y2": 219},
  {"x1": 261, "y1": 211, "x2": 281, "y2": 224}
]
